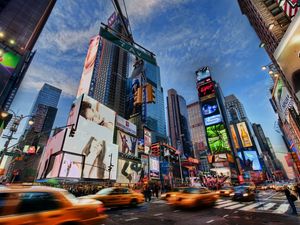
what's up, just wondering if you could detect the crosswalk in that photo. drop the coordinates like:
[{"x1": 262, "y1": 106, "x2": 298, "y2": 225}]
[{"x1": 215, "y1": 199, "x2": 292, "y2": 215}]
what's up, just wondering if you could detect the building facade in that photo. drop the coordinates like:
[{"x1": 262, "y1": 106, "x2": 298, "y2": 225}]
[
  {"x1": 0, "y1": 0, "x2": 56, "y2": 110},
  {"x1": 225, "y1": 95, "x2": 249, "y2": 124}
]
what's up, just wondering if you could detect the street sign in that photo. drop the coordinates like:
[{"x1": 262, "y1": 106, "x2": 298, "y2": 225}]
[{"x1": 100, "y1": 27, "x2": 157, "y2": 65}]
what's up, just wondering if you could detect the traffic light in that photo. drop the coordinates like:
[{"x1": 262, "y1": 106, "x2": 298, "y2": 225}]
[
  {"x1": 146, "y1": 84, "x2": 155, "y2": 103},
  {"x1": 69, "y1": 126, "x2": 76, "y2": 137},
  {"x1": 134, "y1": 87, "x2": 143, "y2": 106}
]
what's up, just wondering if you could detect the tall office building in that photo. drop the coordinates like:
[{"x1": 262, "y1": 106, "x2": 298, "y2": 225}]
[
  {"x1": 77, "y1": 12, "x2": 128, "y2": 117},
  {"x1": 225, "y1": 95, "x2": 249, "y2": 123},
  {"x1": 0, "y1": 0, "x2": 56, "y2": 110},
  {"x1": 167, "y1": 89, "x2": 192, "y2": 157}
]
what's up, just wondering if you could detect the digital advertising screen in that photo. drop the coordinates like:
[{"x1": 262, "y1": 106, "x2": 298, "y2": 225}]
[
  {"x1": 214, "y1": 154, "x2": 227, "y2": 162},
  {"x1": 0, "y1": 50, "x2": 21, "y2": 96},
  {"x1": 117, "y1": 130, "x2": 137, "y2": 156},
  {"x1": 196, "y1": 66, "x2": 211, "y2": 82},
  {"x1": 230, "y1": 125, "x2": 240, "y2": 149},
  {"x1": 236, "y1": 122, "x2": 253, "y2": 148},
  {"x1": 201, "y1": 98, "x2": 220, "y2": 117},
  {"x1": 243, "y1": 150, "x2": 262, "y2": 171},
  {"x1": 116, "y1": 159, "x2": 142, "y2": 184},
  {"x1": 144, "y1": 128, "x2": 152, "y2": 154},
  {"x1": 198, "y1": 81, "x2": 215, "y2": 100},
  {"x1": 141, "y1": 154, "x2": 149, "y2": 179},
  {"x1": 204, "y1": 114, "x2": 222, "y2": 126},
  {"x1": 149, "y1": 156, "x2": 160, "y2": 179},
  {"x1": 137, "y1": 138, "x2": 144, "y2": 152},
  {"x1": 59, "y1": 153, "x2": 83, "y2": 178},
  {"x1": 77, "y1": 35, "x2": 100, "y2": 97},
  {"x1": 206, "y1": 123, "x2": 231, "y2": 154}
]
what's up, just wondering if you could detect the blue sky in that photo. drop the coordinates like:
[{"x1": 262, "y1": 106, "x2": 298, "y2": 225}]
[{"x1": 5, "y1": 0, "x2": 289, "y2": 162}]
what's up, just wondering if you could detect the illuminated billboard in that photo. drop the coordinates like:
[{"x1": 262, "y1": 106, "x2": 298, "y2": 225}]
[
  {"x1": 149, "y1": 156, "x2": 160, "y2": 179},
  {"x1": 117, "y1": 130, "x2": 137, "y2": 156},
  {"x1": 244, "y1": 151, "x2": 261, "y2": 171},
  {"x1": 0, "y1": 51, "x2": 21, "y2": 96},
  {"x1": 116, "y1": 159, "x2": 142, "y2": 184},
  {"x1": 138, "y1": 138, "x2": 145, "y2": 152},
  {"x1": 59, "y1": 153, "x2": 83, "y2": 178},
  {"x1": 198, "y1": 82, "x2": 215, "y2": 101},
  {"x1": 206, "y1": 123, "x2": 231, "y2": 154},
  {"x1": 230, "y1": 125, "x2": 240, "y2": 149},
  {"x1": 204, "y1": 114, "x2": 222, "y2": 126},
  {"x1": 77, "y1": 35, "x2": 100, "y2": 97},
  {"x1": 236, "y1": 122, "x2": 253, "y2": 148},
  {"x1": 144, "y1": 128, "x2": 152, "y2": 154},
  {"x1": 141, "y1": 154, "x2": 149, "y2": 180},
  {"x1": 196, "y1": 66, "x2": 211, "y2": 82},
  {"x1": 201, "y1": 98, "x2": 220, "y2": 117}
]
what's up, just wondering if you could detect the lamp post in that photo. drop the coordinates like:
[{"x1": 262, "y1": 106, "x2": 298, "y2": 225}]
[{"x1": 0, "y1": 110, "x2": 34, "y2": 168}]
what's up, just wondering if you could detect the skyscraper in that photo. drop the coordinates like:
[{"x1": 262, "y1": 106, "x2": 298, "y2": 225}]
[
  {"x1": 77, "y1": 12, "x2": 128, "y2": 117},
  {"x1": 225, "y1": 95, "x2": 248, "y2": 124},
  {"x1": 167, "y1": 89, "x2": 192, "y2": 157},
  {"x1": 0, "y1": 0, "x2": 56, "y2": 110}
]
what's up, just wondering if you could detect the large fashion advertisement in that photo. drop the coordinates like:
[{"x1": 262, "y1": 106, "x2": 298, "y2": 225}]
[
  {"x1": 144, "y1": 129, "x2": 152, "y2": 154},
  {"x1": 117, "y1": 130, "x2": 137, "y2": 156},
  {"x1": 149, "y1": 156, "x2": 160, "y2": 179},
  {"x1": 116, "y1": 115, "x2": 137, "y2": 136},
  {"x1": 140, "y1": 154, "x2": 149, "y2": 180},
  {"x1": 116, "y1": 158, "x2": 142, "y2": 184},
  {"x1": 59, "y1": 153, "x2": 83, "y2": 178},
  {"x1": 206, "y1": 123, "x2": 231, "y2": 154}
]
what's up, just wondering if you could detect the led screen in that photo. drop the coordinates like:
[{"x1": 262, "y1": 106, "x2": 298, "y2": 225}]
[
  {"x1": 206, "y1": 123, "x2": 231, "y2": 154},
  {"x1": 214, "y1": 154, "x2": 227, "y2": 162},
  {"x1": 117, "y1": 130, "x2": 137, "y2": 156},
  {"x1": 77, "y1": 35, "x2": 100, "y2": 97},
  {"x1": 116, "y1": 158, "x2": 142, "y2": 184},
  {"x1": 138, "y1": 138, "x2": 144, "y2": 152},
  {"x1": 149, "y1": 156, "x2": 160, "y2": 179},
  {"x1": 204, "y1": 114, "x2": 222, "y2": 126},
  {"x1": 198, "y1": 82, "x2": 215, "y2": 100},
  {"x1": 236, "y1": 122, "x2": 253, "y2": 148},
  {"x1": 201, "y1": 98, "x2": 220, "y2": 117},
  {"x1": 59, "y1": 153, "x2": 83, "y2": 178},
  {"x1": 243, "y1": 151, "x2": 262, "y2": 171},
  {"x1": 196, "y1": 66, "x2": 211, "y2": 82},
  {"x1": 230, "y1": 125, "x2": 240, "y2": 149},
  {"x1": 144, "y1": 129, "x2": 152, "y2": 154},
  {"x1": 141, "y1": 154, "x2": 149, "y2": 179}
]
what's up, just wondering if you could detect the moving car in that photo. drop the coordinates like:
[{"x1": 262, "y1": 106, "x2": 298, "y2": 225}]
[
  {"x1": 241, "y1": 182, "x2": 256, "y2": 191},
  {"x1": 217, "y1": 187, "x2": 234, "y2": 197},
  {"x1": 81, "y1": 187, "x2": 144, "y2": 207},
  {"x1": 161, "y1": 187, "x2": 186, "y2": 200},
  {"x1": 0, "y1": 185, "x2": 107, "y2": 225},
  {"x1": 231, "y1": 186, "x2": 255, "y2": 202},
  {"x1": 167, "y1": 187, "x2": 219, "y2": 208}
]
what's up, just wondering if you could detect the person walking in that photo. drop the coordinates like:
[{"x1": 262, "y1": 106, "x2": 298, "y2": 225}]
[{"x1": 284, "y1": 186, "x2": 298, "y2": 215}]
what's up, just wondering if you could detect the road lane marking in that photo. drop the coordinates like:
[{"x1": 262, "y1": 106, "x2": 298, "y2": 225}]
[
  {"x1": 125, "y1": 218, "x2": 139, "y2": 222},
  {"x1": 206, "y1": 220, "x2": 214, "y2": 223},
  {"x1": 273, "y1": 204, "x2": 290, "y2": 214},
  {"x1": 154, "y1": 213, "x2": 163, "y2": 216},
  {"x1": 215, "y1": 202, "x2": 240, "y2": 208},
  {"x1": 223, "y1": 214, "x2": 229, "y2": 218},
  {"x1": 173, "y1": 210, "x2": 180, "y2": 212},
  {"x1": 216, "y1": 200, "x2": 232, "y2": 205},
  {"x1": 239, "y1": 202, "x2": 264, "y2": 211},
  {"x1": 225, "y1": 203, "x2": 245, "y2": 209},
  {"x1": 258, "y1": 203, "x2": 276, "y2": 210}
]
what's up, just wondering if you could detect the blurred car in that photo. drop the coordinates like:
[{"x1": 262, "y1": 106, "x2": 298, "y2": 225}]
[
  {"x1": 230, "y1": 186, "x2": 255, "y2": 202},
  {"x1": 0, "y1": 185, "x2": 107, "y2": 225},
  {"x1": 216, "y1": 187, "x2": 234, "y2": 197},
  {"x1": 81, "y1": 187, "x2": 144, "y2": 207},
  {"x1": 274, "y1": 183, "x2": 285, "y2": 192},
  {"x1": 167, "y1": 187, "x2": 219, "y2": 208},
  {"x1": 161, "y1": 187, "x2": 186, "y2": 200},
  {"x1": 240, "y1": 182, "x2": 256, "y2": 191}
]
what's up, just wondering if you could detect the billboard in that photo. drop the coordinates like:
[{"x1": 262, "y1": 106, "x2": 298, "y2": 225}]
[
  {"x1": 214, "y1": 154, "x2": 227, "y2": 162},
  {"x1": 116, "y1": 115, "x2": 137, "y2": 136},
  {"x1": 206, "y1": 123, "x2": 231, "y2": 154},
  {"x1": 77, "y1": 35, "x2": 100, "y2": 97},
  {"x1": 59, "y1": 153, "x2": 83, "y2": 178},
  {"x1": 67, "y1": 95, "x2": 83, "y2": 130},
  {"x1": 116, "y1": 158, "x2": 142, "y2": 183},
  {"x1": 196, "y1": 66, "x2": 211, "y2": 82},
  {"x1": 137, "y1": 138, "x2": 145, "y2": 152},
  {"x1": 198, "y1": 81, "x2": 215, "y2": 101},
  {"x1": 141, "y1": 154, "x2": 149, "y2": 181},
  {"x1": 117, "y1": 130, "x2": 137, "y2": 156},
  {"x1": 144, "y1": 128, "x2": 152, "y2": 154},
  {"x1": 204, "y1": 114, "x2": 222, "y2": 126},
  {"x1": 149, "y1": 156, "x2": 160, "y2": 179},
  {"x1": 230, "y1": 125, "x2": 240, "y2": 149},
  {"x1": 45, "y1": 152, "x2": 63, "y2": 178},
  {"x1": 201, "y1": 98, "x2": 220, "y2": 117},
  {"x1": 0, "y1": 50, "x2": 21, "y2": 96},
  {"x1": 243, "y1": 151, "x2": 262, "y2": 171},
  {"x1": 37, "y1": 128, "x2": 67, "y2": 179},
  {"x1": 236, "y1": 122, "x2": 253, "y2": 148}
]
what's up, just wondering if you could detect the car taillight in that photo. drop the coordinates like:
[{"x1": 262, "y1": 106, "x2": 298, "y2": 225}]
[{"x1": 97, "y1": 204, "x2": 105, "y2": 214}]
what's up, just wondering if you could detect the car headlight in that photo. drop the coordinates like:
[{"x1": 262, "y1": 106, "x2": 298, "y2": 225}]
[
  {"x1": 243, "y1": 193, "x2": 248, "y2": 197},
  {"x1": 171, "y1": 194, "x2": 177, "y2": 197},
  {"x1": 225, "y1": 191, "x2": 229, "y2": 194},
  {"x1": 216, "y1": 191, "x2": 220, "y2": 194},
  {"x1": 230, "y1": 193, "x2": 234, "y2": 196}
]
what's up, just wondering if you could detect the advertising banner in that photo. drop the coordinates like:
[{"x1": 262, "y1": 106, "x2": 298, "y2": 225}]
[
  {"x1": 141, "y1": 154, "x2": 149, "y2": 181},
  {"x1": 37, "y1": 128, "x2": 67, "y2": 179},
  {"x1": 138, "y1": 138, "x2": 145, "y2": 152},
  {"x1": 206, "y1": 123, "x2": 231, "y2": 154},
  {"x1": 204, "y1": 114, "x2": 222, "y2": 126},
  {"x1": 59, "y1": 153, "x2": 83, "y2": 178},
  {"x1": 117, "y1": 130, "x2": 137, "y2": 156},
  {"x1": 285, "y1": 153, "x2": 294, "y2": 167},
  {"x1": 214, "y1": 154, "x2": 227, "y2": 162},
  {"x1": 116, "y1": 158, "x2": 142, "y2": 183},
  {"x1": 0, "y1": 50, "x2": 21, "y2": 96},
  {"x1": 198, "y1": 81, "x2": 215, "y2": 101},
  {"x1": 236, "y1": 122, "x2": 253, "y2": 148},
  {"x1": 238, "y1": 150, "x2": 262, "y2": 171},
  {"x1": 116, "y1": 115, "x2": 137, "y2": 136},
  {"x1": 77, "y1": 35, "x2": 100, "y2": 97},
  {"x1": 149, "y1": 156, "x2": 160, "y2": 179},
  {"x1": 201, "y1": 98, "x2": 220, "y2": 118},
  {"x1": 196, "y1": 66, "x2": 211, "y2": 82},
  {"x1": 144, "y1": 128, "x2": 152, "y2": 154},
  {"x1": 230, "y1": 125, "x2": 240, "y2": 149},
  {"x1": 67, "y1": 95, "x2": 83, "y2": 130}
]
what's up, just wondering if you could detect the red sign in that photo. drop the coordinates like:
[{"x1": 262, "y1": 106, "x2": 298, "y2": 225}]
[
  {"x1": 238, "y1": 175, "x2": 244, "y2": 183},
  {"x1": 198, "y1": 82, "x2": 215, "y2": 98},
  {"x1": 188, "y1": 157, "x2": 200, "y2": 164},
  {"x1": 28, "y1": 146, "x2": 36, "y2": 154}
]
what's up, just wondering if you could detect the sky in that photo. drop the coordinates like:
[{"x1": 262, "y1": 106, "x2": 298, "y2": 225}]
[{"x1": 3, "y1": 0, "x2": 291, "y2": 174}]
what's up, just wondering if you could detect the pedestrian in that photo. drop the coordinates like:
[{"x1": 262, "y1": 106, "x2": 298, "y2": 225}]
[
  {"x1": 154, "y1": 184, "x2": 159, "y2": 198},
  {"x1": 146, "y1": 185, "x2": 152, "y2": 202},
  {"x1": 295, "y1": 183, "x2": 300, "y2": 199},
  {"x1": 284, "y1": 186, "x2": 298, "y2": 215}
]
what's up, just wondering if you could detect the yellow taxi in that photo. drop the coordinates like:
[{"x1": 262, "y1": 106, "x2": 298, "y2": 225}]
[
  {"x1": 161, "y1": 187, "x2": 187, "y2": 200},
  {"x1": 0, "y1": 185, "x2": 107, "y2": 225},
  {"x1": 216, "y1": 187, "x2": 234, "y2": 197},
  {"x1": 167, "y1": 187, "x2": 219, "y2": 208},
  {"x1": 81, "y1": 187, "x2": 144, "y2": 207}
]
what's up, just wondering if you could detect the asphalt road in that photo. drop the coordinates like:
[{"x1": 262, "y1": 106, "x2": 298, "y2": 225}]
[{"x1": 101, "y1": 190, "x2": 300, "y2": 225}]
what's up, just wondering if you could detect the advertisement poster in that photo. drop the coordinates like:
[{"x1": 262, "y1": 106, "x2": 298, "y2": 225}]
[
  {"x1": 214, "y1": 154, "x2": 227, "y2": 162},
  {"x1": 37, "y1": 129, "x2": 67, "y2": 179},
  {"x1": 0, "y1": 51, "x2": 21, "y2": 96},
  {"x1": 137, "y1": 138, "x2": 145, "y2": 152},
  {"x1": 117, "y1": 130, "x2": 137, "y2": 156},
  {"x1": 141, "y1": 154, "x2": 149, "y2": 180},
  {"x1": 236, "y1": 122, "x2": 253, "y2": 148},
  {"x1": 201, "y1": 98, "x2": 220, "y2": 118},
  {"x1": 244, "y1": 151, "x2": 262, "y2": 171},
  {"x1": 77, "y1": 35, "x2": 100, "y2": 97},
  {"x1": 116, "y1": 115, "x2": 137, "y2": 136},
  {"x1": 196, "y1": 66, "x2": 211, "y2": 82},
  {"x1": 144, "y1": 128, "x2": 152, "y2": 154},
  {"x1": 198, "y1": 81, "x2": 215, "y2": 101},
  {"x1": 67, "y1": 95, "x2": 83, "y2": 130},
  {"x1": 206, "y1": 123, "x2": 231, "y2": 154},
  {"x1": 116, "y1": 159, "x2": 142, "y2": 184},
  {"x1": 59, "y1": 153, "x2": 83, "y2": 178},
  {"x1": 149, "y1": 156, "x2": 160, "y2": 179},
  {"x1": 204, "y1": 114, "x2": 222, "y2": 126},
  {"x1": 230, "y1": 125, "x2": 240, "y2": 149}
]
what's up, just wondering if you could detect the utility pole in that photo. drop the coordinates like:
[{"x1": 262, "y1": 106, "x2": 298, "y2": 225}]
[{"x1": 108, "y1": 153, "x2": 113, "y2": 187}]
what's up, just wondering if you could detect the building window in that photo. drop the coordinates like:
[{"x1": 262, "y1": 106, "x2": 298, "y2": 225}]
[
  {"x1": 271, "y1": 7, "x2": 282, "y2": 16},
  {"x1": 264, "y1": 0, "x2": 275, "y2": 7}
]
